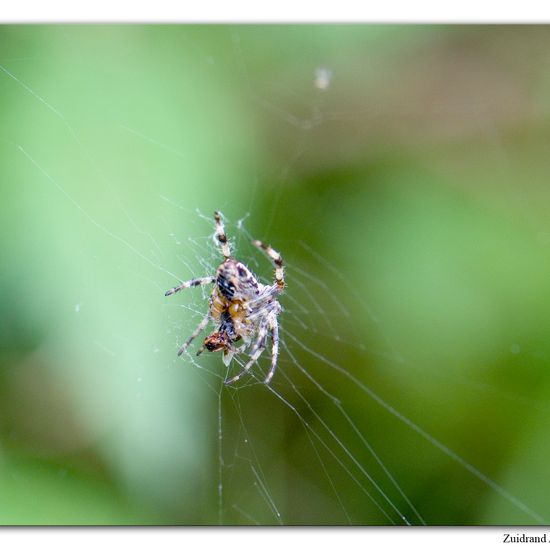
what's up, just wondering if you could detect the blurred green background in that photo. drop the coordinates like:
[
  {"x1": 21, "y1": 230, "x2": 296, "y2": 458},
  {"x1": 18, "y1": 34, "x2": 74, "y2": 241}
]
[{"x1": 1, "y1": 25, "x2": 550, "y2": 525}]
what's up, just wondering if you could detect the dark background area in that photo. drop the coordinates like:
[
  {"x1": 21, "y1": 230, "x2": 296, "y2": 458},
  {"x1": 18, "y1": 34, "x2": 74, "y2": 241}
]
[{"x1": 1, "y1": 25, "x2": 550, "y2": 524}]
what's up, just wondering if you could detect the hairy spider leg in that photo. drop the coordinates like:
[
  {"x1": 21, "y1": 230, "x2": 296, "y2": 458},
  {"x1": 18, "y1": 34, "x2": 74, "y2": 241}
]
[
  {"x1": 224, "y1": 319, "x2": 269, "y2": 385},
  {"x1": 264, "y1": 317, "x2": 279, "y2": 384},
  {"x1": 165, "y1": 276, "x2": 215, "y2": 297},
  {"x1": 247, "y1": 317, "x2": 269, "y2": 357},
  {"x1": 178, "y1": 314, "x2": 210, "y2": 356},
  {"x1": 252, "y1": 240, "x2": 285, "y2": 290},
  {"x1": 245, "y1": 288, "x2": 281, "y2": 322},
  {"x1": 214, "y1": 211, "x2": 231, "y2": 259}
]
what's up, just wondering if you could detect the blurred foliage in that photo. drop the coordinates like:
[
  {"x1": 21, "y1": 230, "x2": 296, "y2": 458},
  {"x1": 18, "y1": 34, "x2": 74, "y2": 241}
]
[{"x1": 1, "y1": 25, "x2": 550, "y2": 524}]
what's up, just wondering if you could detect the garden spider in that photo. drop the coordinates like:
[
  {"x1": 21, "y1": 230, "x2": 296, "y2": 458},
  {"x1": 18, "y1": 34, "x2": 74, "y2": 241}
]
[{"x1": 165, "y1": 212, "x2": 285, "y2": 385}]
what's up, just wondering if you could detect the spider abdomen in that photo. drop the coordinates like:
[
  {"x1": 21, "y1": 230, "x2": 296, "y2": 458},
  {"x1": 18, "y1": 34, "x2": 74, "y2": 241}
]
[
  {"x1": 216, "y1": 260, "x2": 260, "y2": 301},
  {"x1": 216, "y1": 273, "x2": 236, "y2": 299}
]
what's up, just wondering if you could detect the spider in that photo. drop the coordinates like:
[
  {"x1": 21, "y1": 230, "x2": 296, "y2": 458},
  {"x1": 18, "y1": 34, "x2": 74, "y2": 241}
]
[{"x1": 165, "y1": 212, "x2": 285, "y2": 385}]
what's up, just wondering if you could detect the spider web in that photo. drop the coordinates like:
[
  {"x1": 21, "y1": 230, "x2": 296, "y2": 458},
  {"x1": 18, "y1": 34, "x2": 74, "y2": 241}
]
[
  {"x1": 162, "y1": 210, "x2": 545, "y2": 526},
  {"x1": 1, "y1": 25, "x2": 549, "y2": 526},
  {"x1": 164, "y1": 209, "x2": 428, "y2": 525}
]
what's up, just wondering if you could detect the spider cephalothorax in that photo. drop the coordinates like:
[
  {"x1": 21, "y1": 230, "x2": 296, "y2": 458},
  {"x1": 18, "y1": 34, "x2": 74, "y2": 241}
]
[
  {"x1": 198, "y1": 308, "x2": 240, "y2": 359},
  {"x1": 165, "y1": 212, "x2": 284, "y2": 384},
  {"x1": 202, "y1": 330, "x2": 233, "y2": 353}
]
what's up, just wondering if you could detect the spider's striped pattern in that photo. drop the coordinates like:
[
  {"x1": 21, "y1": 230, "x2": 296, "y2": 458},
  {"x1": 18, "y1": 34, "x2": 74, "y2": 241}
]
[{"x1": 165, "y1": 212, "x2": 285, "y2": 384}]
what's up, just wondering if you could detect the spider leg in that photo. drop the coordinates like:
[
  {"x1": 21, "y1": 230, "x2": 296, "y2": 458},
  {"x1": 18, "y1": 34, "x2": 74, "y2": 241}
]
[
  {"x1": 252, "y1": 240, "x2": 285, "y2": 291},
  {"x1": 165, "y1": 276, "x2": 215, "y2": 297},
  {"x1": 214, "y1": 211, "x2": 231, "y2": 259},
  {"x1": 224, "y1": 321, "x2": 268, "y2": 385},
  {"x1": 264, "y1": 317, "x2": 279, "y2": 384},
  {"x1": 177, "y1": 314, "x2": 210, "y2": 356},
  {"x1": 248, "y1": 319, "x2": 269, "y2": 356},
  {"x1": 247, "y1": 289, "x2": 282, "y2": 322}
]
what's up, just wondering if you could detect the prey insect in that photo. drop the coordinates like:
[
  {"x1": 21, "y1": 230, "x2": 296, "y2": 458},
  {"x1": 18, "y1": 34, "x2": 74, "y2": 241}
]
[{"x1": 165, "y1": 212, "x2": 285, "y2": 385}]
